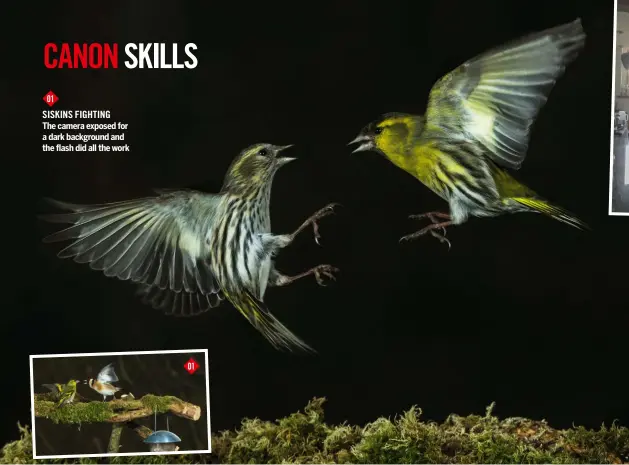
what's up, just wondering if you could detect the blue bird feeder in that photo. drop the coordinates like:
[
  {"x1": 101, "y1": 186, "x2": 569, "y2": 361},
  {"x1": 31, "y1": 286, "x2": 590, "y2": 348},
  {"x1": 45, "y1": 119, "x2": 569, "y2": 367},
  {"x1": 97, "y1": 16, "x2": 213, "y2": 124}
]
[
  {"x1": 144, "y1": 412, "x2": 181, "y2": 452},
  {"x1": 144, "y1": 430, "x2": 182, "y2": 452}
]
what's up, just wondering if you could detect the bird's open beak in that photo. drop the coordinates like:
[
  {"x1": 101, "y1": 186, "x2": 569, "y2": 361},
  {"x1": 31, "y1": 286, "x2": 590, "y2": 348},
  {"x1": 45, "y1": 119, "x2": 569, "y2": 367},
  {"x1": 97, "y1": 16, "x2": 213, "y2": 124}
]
[
  {"x1": 276, "y1": 144, "x2": 296, "y2": 165},
  {"x1": 348, "y1": 135, "x2": 374, "y2": 153}
]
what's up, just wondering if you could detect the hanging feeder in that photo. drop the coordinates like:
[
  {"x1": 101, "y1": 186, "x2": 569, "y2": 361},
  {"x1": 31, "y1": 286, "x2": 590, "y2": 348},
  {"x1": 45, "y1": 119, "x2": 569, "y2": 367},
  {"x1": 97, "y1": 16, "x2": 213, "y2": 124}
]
[
  {"x1": 144, "y1": 412, "x2": 182, "y2": 452},
  {"x1": 144, "y1": 430, "x2": 182, "y2": 452}
]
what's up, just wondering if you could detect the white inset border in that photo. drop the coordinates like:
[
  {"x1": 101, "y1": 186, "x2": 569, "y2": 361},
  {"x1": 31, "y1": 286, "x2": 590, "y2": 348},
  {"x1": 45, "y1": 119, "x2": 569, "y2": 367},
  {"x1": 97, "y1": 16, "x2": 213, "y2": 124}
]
[{"x1": 29, "y1": 349, "x2": 211, "y2": 459}]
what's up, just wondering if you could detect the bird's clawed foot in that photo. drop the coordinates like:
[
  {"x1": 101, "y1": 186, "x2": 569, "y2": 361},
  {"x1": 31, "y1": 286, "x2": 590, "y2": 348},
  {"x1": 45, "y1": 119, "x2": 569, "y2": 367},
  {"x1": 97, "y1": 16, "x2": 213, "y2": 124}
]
[
  {"x1": 313, "y1": 264, "x2": 339, "y2": 286},
  {"x1": 294, "y1": 203, "x2": 341, "y2": 246},
  {"x1": 400, "y1": 211, "x2": 453, "y2": 249},
  {"x1": 271, "y1": 264, "x2": 339, "y2": 288}
]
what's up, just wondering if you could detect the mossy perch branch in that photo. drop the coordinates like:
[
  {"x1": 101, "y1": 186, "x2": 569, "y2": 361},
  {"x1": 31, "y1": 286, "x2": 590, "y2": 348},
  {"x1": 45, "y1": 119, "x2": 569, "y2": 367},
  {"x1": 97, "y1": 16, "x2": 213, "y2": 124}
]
[
  {"x1": 33, "y1": 394, "x2": 201, "y2": 456},
  {"x1": 33, "y1": 394, "x2": 201, "y2": 425}
]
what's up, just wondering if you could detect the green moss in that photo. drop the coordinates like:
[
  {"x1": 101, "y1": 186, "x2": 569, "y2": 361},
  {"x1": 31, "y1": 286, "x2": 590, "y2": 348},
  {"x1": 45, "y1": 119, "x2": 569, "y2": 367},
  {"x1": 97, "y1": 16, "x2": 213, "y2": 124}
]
[
  {"x1": 564, "y1": 423, "x2": 629, "y2": 463},
  {"x1": 0, "y1": 424, "x2": 35, "y2": 465},
  {"x1": 33, "y1": 395, "x2": 186, "y2": 426},
  {"x1": 5, "y1": 398, "x2": 629, "y2": 464},
  {"x1": 35, "y1": 400, "x2": 114, "y2": 424},
  {"x1": 140, "y1": 395, "x2": 182, "y2": 414}
]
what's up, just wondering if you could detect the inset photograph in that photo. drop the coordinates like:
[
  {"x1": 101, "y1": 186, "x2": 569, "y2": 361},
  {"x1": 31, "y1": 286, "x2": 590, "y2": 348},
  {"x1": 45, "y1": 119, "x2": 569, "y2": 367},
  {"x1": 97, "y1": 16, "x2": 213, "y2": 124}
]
[
  {"x1": 29, "y1": 349, "x2": 210, "y2": 459},
  {"x1": 612, "y1": 0, "x2": 629, "y2": 214}
]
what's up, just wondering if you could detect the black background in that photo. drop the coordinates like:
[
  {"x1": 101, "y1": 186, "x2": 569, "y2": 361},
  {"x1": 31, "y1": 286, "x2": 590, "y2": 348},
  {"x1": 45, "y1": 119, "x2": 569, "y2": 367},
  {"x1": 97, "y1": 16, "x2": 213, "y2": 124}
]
[
  {"x1": 32, "y1": 353, "x2": 209, "y2": 455},
  {"x1": 6, "y1": 0, "x2": 626, "y2": 454}
]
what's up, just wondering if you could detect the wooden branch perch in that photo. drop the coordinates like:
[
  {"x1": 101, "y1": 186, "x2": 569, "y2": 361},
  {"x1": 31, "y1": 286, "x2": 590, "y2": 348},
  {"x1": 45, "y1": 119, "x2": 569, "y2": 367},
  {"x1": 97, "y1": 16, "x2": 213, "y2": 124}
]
[
  {"x1": 106, "y1": 398, "x2": 201, "y2": 422},
  {"x1": 34, "y1": 394, "x2": 202, "y2": 424}
]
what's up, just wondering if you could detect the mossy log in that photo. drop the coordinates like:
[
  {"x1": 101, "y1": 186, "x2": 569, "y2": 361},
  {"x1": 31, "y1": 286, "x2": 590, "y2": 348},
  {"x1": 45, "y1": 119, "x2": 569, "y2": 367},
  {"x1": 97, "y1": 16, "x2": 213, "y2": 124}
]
[{"x1": 33, "y1": 394, "x2": 201, "y2": 425}]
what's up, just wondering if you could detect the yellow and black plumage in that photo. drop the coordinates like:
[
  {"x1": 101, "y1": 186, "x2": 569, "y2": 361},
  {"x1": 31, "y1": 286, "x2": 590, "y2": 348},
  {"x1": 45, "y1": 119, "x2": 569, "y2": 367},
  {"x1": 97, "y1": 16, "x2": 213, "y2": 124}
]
[
  {"x1": 43, "y1": 382, "x2": 86, "y2": 403},
  {"x1": 40, "y1": 144, "x2": 338, "y2": 352},
  {"x1": 349, "y1": 19, "x2": 589, "y2": 246},
  {"x1": 54, "y1": 380, "x2": 79, "y2": 409}
]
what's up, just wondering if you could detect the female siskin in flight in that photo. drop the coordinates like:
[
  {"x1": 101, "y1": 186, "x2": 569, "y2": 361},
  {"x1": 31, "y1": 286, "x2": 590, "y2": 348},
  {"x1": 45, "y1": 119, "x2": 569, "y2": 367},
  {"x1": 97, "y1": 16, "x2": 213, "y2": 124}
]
[{"x1": 40, "y1": 144, "x2": 339, "y2": 352}]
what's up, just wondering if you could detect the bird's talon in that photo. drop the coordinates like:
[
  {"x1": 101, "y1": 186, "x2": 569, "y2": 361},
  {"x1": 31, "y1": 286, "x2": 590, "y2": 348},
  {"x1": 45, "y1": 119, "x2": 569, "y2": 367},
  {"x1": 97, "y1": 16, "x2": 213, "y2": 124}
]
[
  {"x1": 326, "y1": 202, "x2": 341, "y2": 212},
  {"x1": 312, "y1": 221, "x2": 323, "y2": 245},
  {"x1": 430, "y1": 230, "x2": 452, "y2": 249},
  {"x1": 314, "y1": 265, "x2": 338, "y2": 286},
  {"x1": 303, "y1": 204, "x2": 339, "y2": 245},
  {"x1": 315, "y1": 203, "x2": 339, "y2": 221},
  {"x1": 315, "y1": 273, "x2": 327, "y2": 286}
]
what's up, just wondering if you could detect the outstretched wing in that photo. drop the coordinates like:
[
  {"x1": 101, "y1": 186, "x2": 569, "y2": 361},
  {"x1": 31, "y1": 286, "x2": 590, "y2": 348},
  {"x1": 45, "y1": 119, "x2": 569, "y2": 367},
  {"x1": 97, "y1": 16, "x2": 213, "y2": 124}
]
[
  {"x1": 42, "y1": 383, "x2": 62, "y2": 396},
  {"x1": 136, "y1": 284, "x2": 225, "y2": 317},
  {"x1": 423, "y1": 18, "x2": 585, "y2": 169},
  {"x1": 40, "y1": 190, "x2": 223, "y2": 307},
  {"x1": 97, "y1": 363, "x2": 119, "y2": 383}
]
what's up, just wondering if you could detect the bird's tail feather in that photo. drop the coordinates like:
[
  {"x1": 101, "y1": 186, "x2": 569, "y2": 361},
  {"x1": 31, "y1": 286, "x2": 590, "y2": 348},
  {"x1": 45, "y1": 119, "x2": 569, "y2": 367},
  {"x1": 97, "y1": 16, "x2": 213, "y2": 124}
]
[
  {"x1": 53, "y1": 399, "x2": 66, "y2": 409},
  {"x1": 511, "y1": 197, "x2": 590, "y2": 230},
  {"x1": 225, "y1": 289, "x2": 315, "y2": 353}
]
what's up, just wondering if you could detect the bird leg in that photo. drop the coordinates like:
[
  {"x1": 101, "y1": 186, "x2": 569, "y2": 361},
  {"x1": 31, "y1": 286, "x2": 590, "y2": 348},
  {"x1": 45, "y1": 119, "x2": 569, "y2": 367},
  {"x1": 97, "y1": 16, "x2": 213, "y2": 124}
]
[
  {"x1": 408, "y1": 211, "x2": 452, "y2": 222},
  {"x1": 270, "y1": 265, "x2": 339, "y2": 287},
  {"x1": 290, "y1": 203, "x2": 340, "y2": 246},
  {"x1": 260, "y1": 203, "x2": 340, "y2": 254},
  {"x1": 401, "y1": 212, "x2": 453, "y2": 248}
]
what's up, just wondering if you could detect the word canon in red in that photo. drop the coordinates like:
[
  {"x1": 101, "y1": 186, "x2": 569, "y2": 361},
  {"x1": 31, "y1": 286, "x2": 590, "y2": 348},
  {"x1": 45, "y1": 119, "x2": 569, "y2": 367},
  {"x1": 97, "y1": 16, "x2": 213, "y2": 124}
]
[{"x1": 44, "y1": 43, "x2": 119, "y2": 69}]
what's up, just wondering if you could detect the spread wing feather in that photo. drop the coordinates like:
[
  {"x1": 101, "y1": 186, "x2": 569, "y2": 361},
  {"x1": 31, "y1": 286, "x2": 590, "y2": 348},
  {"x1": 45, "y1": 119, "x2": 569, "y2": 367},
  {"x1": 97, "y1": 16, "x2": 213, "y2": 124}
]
[
  {"x1": 136, "y1": 284, "x2": 225, "y2": 317},
  {"x1": 40, "y1": 190, "x2": 223, "y2": 311},
  {"x1": 97, "y1": 363, "x2": 119, "y2": 383},
  {"x1": 423, "y1": 18, "x2": 585, "y2": 169}
]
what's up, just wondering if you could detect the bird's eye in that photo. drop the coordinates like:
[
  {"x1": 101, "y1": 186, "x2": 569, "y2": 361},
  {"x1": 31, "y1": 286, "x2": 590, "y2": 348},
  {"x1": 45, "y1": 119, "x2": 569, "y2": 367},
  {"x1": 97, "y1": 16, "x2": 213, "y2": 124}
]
[
  {"x1": 374, "y1": 127, "x2": 383, "y2": 135},
  {"x1": 258, "y1": 148, "x2": 269, "y2": 156}
]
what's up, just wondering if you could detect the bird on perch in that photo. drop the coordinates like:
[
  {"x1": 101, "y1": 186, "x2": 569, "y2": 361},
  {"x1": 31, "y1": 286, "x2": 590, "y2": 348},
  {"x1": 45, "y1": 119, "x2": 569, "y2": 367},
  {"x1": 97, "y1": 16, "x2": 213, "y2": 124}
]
[{"x1": 54, "y1": 380, "x2": 80, "y2": 409}]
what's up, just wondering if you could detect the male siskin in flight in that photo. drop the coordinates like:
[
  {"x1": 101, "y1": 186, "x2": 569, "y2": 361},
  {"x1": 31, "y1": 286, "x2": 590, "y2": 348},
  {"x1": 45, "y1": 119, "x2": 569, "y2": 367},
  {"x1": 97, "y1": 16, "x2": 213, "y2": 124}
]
[
  {"x1": 55, "y1": 380, "x2": 80, "y2": 409},
  {"x1": 40, "y1": 144, "x2": 338, "y2": 352},
  {"x1": 349, "y1": 19, "x2": 588, "y2": 247},
  {"x1": 86, "y1": 363, "x2": 122, "y2": 402}
]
